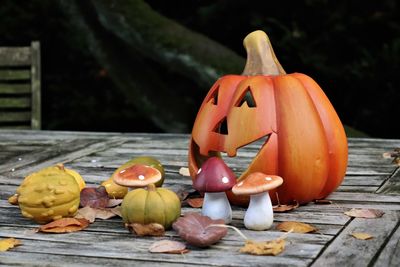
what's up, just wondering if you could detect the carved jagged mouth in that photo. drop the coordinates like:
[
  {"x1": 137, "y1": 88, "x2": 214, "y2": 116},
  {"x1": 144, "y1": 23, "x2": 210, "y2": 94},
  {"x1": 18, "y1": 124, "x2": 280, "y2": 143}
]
[{"x1": 192, "y1": 134, "x2": 271, "y2": 177}]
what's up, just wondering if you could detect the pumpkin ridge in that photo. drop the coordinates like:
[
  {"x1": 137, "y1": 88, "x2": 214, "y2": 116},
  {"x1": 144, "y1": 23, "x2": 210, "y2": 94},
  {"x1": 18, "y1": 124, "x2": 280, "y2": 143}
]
[{"x1": 155, "y1": 189, "x2": 167, "y2": 227}]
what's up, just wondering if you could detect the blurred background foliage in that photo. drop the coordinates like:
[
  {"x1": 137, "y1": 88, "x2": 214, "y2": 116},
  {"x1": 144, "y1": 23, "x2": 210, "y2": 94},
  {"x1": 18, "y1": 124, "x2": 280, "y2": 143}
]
[{"x1": 0, "y1": 0, "x2": 398, "y2": 138}]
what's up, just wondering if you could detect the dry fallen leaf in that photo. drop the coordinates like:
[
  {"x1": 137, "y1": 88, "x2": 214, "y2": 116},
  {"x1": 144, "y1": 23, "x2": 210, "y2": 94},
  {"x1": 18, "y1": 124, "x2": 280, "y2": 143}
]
[
  {"x1": 149, "y1": 240, "x2": 189, "y2": 254},
  {"x1": 276, "y1": 221, "x2": 317, "y2": 233},
  {"x1": 75, "y1": 206, "x2": 96, "y2": 223},
  {"x1": 351, "y1": 232, "x2": 373, "y2": 240},
  {"x1": 38, "y1": 218, "x2": 89, "y2": 233},
  {"x1": 107, "y1": 198, "x2": 123, "y2": 207},
  {"x1": 273, "y1": 200, "x2": 299, "y2": 212},
  {"x1": 126, "y1": 223, "x2": 165, "y2": 236},
  {"x1": 173, "y1": 212, "x2": 227, "y2": 247},
  {"x1": 80, "y1": 186, "x2": 109, "y2": 208},
  {"x1": 273, "y1": 193, "x2": 299, "y2": 212},
  {"x1": 179, "y1": 167, "x2": 191, "y2": 176},
  {"x1": 75, "y1": 206, "x2": 119, "y2": 223},
  {"x1": 240, "y1": 238, "x2": 285, "y2": 256},
  {"x1": 0, "y1": 238, "x2": 21, "y2": 252},
  {"x1": 344, "y1": 208, "x2": 384, "y2": 219},
  {"x1": 382, "y1": 148, "x2": 400, "y2": 165},
  {"x1": 186, "y1": 198, "x2": 204, "y2": 208}
]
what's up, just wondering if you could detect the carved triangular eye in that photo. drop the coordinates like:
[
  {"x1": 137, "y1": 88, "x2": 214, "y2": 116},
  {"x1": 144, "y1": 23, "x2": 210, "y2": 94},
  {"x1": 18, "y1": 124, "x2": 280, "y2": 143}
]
[
  {"x1": 212, "y1": 116, "x2": 228, "y2": 135},
  {"x1": 207, "y1": 85, "x2": 219, "y2": 105},
  {"x1": 235, "y1": 87, "x2": 256, "y2": 108}
]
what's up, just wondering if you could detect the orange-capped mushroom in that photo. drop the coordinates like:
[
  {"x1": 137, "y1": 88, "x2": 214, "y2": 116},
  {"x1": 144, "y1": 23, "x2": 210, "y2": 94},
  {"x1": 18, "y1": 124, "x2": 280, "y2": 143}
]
[
  {"x1": 232, "y1": 172, "x2": 283, "y2": 230},
  {"x1": 113, "y1": 164, "x2": 162, "y2": 188}
]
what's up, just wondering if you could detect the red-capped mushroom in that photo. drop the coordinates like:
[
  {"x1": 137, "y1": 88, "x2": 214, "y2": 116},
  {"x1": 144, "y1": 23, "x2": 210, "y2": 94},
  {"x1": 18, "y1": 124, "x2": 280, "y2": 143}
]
[
  {"x1": 193, "y1": 157, "x2": 236, "y2": 223},
  {"x1": 113, "y1": 164, "x2": 162, "y2": 188},
  {"x1": 232, "y1": 172, "x2": 283, "y2": 230}
]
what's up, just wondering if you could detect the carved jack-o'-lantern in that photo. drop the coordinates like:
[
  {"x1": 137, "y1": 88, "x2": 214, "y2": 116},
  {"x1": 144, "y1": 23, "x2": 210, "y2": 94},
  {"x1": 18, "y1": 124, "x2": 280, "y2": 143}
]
[{"x1": 188, "y1": 30, "x2": 348, "y2": 205}]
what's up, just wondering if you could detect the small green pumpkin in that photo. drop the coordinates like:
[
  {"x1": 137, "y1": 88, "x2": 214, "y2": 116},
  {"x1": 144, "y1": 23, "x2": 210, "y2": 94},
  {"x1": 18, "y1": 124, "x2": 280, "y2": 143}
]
[{"x1": 121, "y1": 184, "x2": 181, "y2": 229}]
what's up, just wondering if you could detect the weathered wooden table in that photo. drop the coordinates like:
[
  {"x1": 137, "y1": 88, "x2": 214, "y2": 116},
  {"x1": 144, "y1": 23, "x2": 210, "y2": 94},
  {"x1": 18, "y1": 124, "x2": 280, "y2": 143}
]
[{"x1": 0, "y1": 130, "x2": 399, "y2": 266}]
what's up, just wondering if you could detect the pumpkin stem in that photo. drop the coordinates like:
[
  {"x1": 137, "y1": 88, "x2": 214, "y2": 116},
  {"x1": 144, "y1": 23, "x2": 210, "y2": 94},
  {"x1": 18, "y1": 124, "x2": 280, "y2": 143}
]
[
  {"x1": 242, "y1": 30, "x2": 286, "y2": 76},
  {"x1": 147, "y1": 183, "x2": 156, "y2": 191}
]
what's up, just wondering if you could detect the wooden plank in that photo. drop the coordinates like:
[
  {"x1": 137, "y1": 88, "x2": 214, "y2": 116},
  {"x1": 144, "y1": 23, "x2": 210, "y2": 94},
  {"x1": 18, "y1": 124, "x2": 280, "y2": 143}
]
[
  {"x1": 336, "y1": 185, "x2": 379, "y2": 193},
  {"x1": 0, "y1": 138, "x2": 99, "y2": 174},
  {"x1": 4, "y1": 137, "x2": 129, "y2": 177},
  {"x1": 0, "y1": 111, "x2": 31, "y2": 122},
  {"x1": 0, "y1": 237, "x2": 314, "y2": 267},
  {"x1": 0, "y1": 83, "x2": 30, "y2": 94},
  {"x1": 0, "y1": 69, "x2": 30, "y2": 80},
  {"x1": 31, "y1": 41, "x2": 41, "y2": 130},
  {"x1": 374, "y1": 224, "x2": 400, "y2": 266},
  {"x1": 0, "y1": 97, "x2": 31, "y2": 108},
  {"x1": 0, "y1": 47, "x2": 31, "y2": 66},
  {"x1": 376, "y1": 168, "x2": 400, "y2": 195},
  {"x1": 0, "y1": 252, "x2": 196, "y2": 267},
  {"x1": 326, "y1": 192, "x2": 400, "y2": 203},
  {"x1": 312, "y1": 211, "x2": 400, "y2": 266}
]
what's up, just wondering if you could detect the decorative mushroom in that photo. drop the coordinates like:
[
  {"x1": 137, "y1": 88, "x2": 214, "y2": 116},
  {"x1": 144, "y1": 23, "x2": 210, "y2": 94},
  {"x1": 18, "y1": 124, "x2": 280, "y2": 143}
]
[
  {"x1": 232, "y1": 172, "x2": 283, "y2": 230},
  {"x1": 193, "y1": 157, "x2": 236, "y2": 223},
  {"x1": 113, "y1": 164, "x2": 162, "y2": 189}
]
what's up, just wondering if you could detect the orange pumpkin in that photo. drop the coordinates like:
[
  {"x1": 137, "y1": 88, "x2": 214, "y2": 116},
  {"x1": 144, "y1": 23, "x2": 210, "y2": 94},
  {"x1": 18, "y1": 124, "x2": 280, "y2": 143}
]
[{"x1": 188, "y1": 30, "x2": 348, "y2": 205}]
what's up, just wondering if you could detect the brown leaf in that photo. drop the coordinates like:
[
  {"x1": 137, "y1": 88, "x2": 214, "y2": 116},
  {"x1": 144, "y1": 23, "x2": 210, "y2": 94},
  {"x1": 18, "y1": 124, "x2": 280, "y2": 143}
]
[
  {"x1": 75, "y1": 206, "x2": 97, "y2": 223},
  {"x1": 276, "y1": 221, "x2": 317, "y2": 233},
  {"x1": 149, "y1": 240, "x2": 189, "y2": 254},
  {"x1": 344, "y1": 208, "x2": 385, "y2": 219},
  {"x1": 80, "y1": 186, "x2": 109, "y2": 208},
  {"x1": 172, "y1": 212, "x2": 227, "y2": 247},
  {"x1": 0, "y1": 238, "x2": 21, "y2": 252},
  {"x1": 106, "y1": 198, "x2": 123, "y2": 207},
  {"x1": 273, "y1": 200, "x2": 299, "y2": 212},
  {"x1": 94, "y1": 208, "x2": 118, "y2": 220},
  {"x1": 109, "y1": 206, "x2": 122, "y2": 217},
  {"x1": 240, "y1": 238, "x2": 285, "y2": 256},
  {"x1": 126, "y1": 223, "x2": 165, "y2": 236},
  {"x1": 75, "y1": 206, "x2": 118, "y2": 223},
  {"x1": 351, "y1": 232, "x2": 373, "y2": 240},
  {"x1": 186, "y1": 198, "x2": 204, "y2": 208},
  {"x1": 179, "y1": 167, "x2": 190, "y2": 176},
  {"x1": 382, "y1": 148, "x2": 400, "y2": 165},
  {"x1": 38, "y1": 218, "x2": 89, "y2": 233}
]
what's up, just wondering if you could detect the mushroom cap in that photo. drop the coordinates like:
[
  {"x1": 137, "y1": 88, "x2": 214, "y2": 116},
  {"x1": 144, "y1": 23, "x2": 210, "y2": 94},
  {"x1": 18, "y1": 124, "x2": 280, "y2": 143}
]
[
  {"x1": 113, "y1": 164, "x2": 162, "y2": 187},
  {"x1": 232, "y1": 172, "x2": 283, "y2": 195},
  {"x1": 193, "y1": 157, "x2": 236, "y2": 192}
]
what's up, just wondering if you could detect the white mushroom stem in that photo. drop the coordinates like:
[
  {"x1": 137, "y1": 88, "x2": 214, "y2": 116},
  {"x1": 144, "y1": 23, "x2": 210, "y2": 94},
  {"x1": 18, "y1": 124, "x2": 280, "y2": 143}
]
[
  {"x1": 244, "y1": 191, "x2": 273, "y2": 230},
  {"x1": 202, "y1": 192, "x2": 232, "y2": 224}
]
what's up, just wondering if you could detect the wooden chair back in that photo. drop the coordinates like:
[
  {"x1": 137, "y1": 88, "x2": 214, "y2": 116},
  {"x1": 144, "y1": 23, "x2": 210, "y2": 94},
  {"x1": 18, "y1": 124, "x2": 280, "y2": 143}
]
[{"x1": 0, "y1": 41, "x2": 41, "y2": 129}]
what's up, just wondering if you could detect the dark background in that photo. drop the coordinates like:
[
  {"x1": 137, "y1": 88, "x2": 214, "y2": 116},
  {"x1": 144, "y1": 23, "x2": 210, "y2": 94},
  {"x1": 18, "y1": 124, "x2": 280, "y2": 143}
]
[{"x1": 1, "y1": 0, "x2": 399, "y2": 138}]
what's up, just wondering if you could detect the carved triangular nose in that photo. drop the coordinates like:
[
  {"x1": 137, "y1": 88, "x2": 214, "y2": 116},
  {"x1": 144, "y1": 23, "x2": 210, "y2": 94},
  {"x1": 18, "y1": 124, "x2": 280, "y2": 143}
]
[{"x1": 213, "y1": 117, "x2": 228, "y2": 135}]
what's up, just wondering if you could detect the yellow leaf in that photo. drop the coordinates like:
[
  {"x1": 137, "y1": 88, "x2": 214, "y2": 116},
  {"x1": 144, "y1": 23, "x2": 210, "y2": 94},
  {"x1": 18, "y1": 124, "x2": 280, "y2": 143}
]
[
  {"x1": 351, "y1": 232, "x2": 373, "y2": 240},
  {"x1": 240, "y1": 238, "x2": 285, "y2": 256},
  {"x1": 0, "y1": 238, "x2": 21, "y2": 252},
  {"x1": 276, "y1": 221, "x2": 317, "y2": 233}
]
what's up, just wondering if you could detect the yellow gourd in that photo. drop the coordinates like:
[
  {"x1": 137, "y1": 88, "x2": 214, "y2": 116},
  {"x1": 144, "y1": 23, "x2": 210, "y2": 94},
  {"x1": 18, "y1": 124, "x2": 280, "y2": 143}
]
[
  {"x1": 17, "y1": 165, "x2": 80, "y2": 224},
  {"x1": 101, "y1": 177, "x2": 128, "y2": 199}
]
